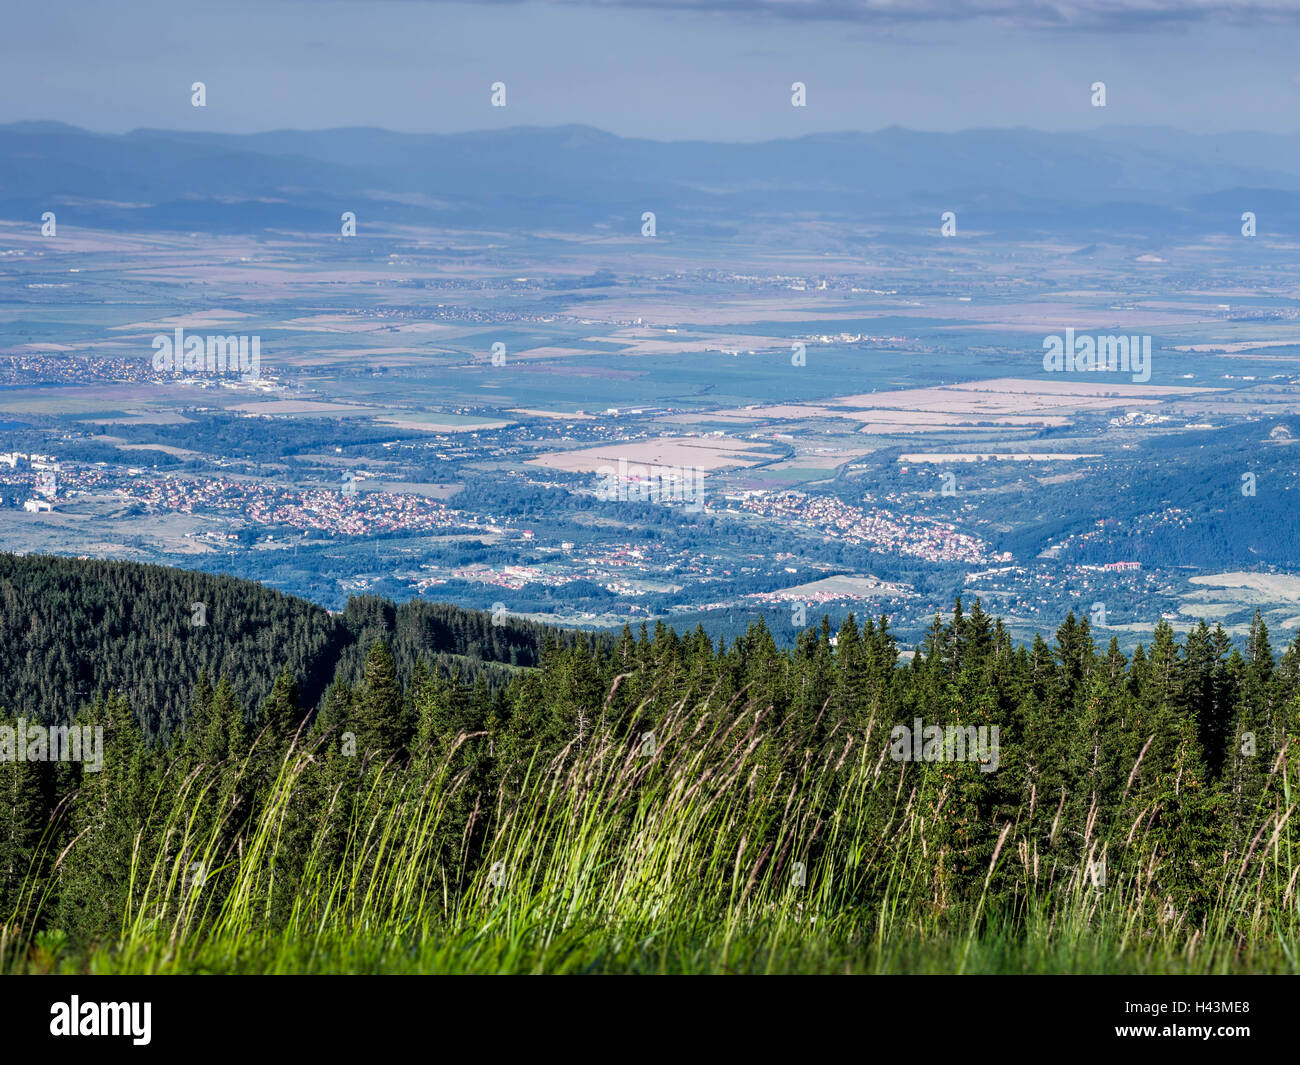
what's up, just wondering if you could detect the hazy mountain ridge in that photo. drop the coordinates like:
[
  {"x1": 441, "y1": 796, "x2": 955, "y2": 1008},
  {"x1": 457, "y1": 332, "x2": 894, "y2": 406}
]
[{"x1": 5, "y1": 121, "x2": 1300, "y2": 233}]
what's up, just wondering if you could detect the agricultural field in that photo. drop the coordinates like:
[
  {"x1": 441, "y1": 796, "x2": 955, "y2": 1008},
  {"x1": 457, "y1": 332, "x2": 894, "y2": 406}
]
[{"x1": 4, "y1": 212, "x2": 1299, "y2": 650}]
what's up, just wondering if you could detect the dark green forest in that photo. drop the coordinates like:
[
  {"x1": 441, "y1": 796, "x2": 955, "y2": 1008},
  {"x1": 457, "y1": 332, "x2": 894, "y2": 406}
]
[
  {"x1": 0, "y1": 554, "x2": 567, "y2": 740},
  {"x1": 2, "y1": 553, "x2": 1298, "y2": 971}
]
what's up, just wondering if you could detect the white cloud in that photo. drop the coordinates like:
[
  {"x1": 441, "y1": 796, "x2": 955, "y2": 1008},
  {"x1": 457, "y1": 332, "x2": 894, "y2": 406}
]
[{"x1": 534, "y1": 0, "x2": 1300, "y2": 30}]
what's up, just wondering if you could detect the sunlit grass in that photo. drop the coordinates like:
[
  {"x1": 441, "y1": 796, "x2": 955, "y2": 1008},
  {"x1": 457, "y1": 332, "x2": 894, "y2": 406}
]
[{"x1": 5, "y1": 694, "x2": 1298, "y2": 975}]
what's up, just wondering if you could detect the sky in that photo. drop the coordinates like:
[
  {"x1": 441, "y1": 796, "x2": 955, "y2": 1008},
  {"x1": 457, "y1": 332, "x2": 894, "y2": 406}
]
[{"x1": 2, "y1": 0, "x2": 1300, "y2": 139}]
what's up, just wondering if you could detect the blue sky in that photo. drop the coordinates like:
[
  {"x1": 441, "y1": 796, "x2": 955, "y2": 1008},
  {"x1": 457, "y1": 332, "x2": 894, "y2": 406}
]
[{"x1": 3, "y1": 0, "x2": 1300, "y2": 138}]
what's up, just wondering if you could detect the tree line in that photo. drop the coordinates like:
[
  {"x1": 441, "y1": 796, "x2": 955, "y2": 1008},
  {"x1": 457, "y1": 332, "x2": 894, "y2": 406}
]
[{"x1": 3, "y1": 555, "x2": 1299, "y2": 948}]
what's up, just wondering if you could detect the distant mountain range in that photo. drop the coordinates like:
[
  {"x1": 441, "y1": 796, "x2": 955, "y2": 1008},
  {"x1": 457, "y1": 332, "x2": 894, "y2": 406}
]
[{"x1": 6, "y1": 120, "x2": 1300, "y2": 236}]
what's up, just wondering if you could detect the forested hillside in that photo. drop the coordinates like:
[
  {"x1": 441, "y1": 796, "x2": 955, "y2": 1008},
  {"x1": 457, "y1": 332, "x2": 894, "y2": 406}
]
[
  {"x1": 3, "y1": 555, "x2": 1300, "y2": 972},
  {"x1": 0, "y1": 554, "x2": 562, "y2": 740}
]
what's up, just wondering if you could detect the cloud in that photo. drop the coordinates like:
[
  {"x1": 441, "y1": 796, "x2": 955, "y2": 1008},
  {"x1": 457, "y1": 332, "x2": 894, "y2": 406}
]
[{"x1": 528, "y1": 0, "x2": 1300, "y2": 31}]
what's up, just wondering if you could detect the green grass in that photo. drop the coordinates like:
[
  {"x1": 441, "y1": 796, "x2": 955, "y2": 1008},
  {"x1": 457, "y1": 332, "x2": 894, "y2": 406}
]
[{"x1": 6, "y1": 698, "x2": 1299, "y2": 975}]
